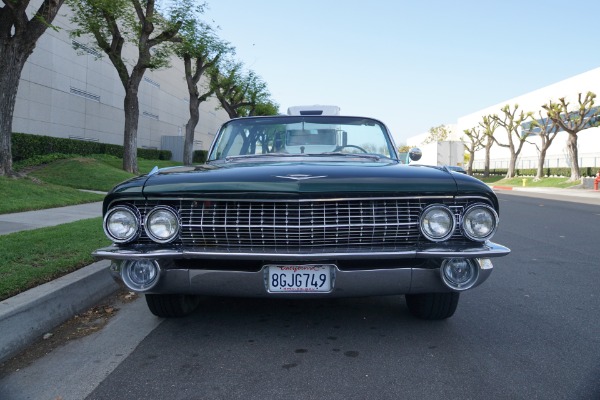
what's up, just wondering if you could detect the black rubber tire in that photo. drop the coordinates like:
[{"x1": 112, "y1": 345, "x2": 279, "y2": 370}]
[
  {"x1": 405, "y1": 292, "x2": 460, "y2": 320},
  {"x1": 145, "y1": 294, "x2": 200, "y2": 318}
]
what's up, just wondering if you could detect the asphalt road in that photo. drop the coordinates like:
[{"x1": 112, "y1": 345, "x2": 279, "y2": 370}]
[{"x1": 1, "y1": 192, "x2": 599, "y2": 400}]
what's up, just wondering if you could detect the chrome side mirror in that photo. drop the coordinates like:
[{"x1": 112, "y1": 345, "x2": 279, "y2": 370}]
[{"x1": 408, "y1": 147, "x2": 422, "y2": 161}]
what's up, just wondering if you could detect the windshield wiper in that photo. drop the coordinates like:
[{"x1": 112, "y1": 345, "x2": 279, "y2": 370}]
[
  {"x1": 224, "y1": 152, "x2": 384, "y2": 162},
  {"x1": 225, "y1": 153, "x2": 297, "y2": 162},
  {"x1": 308, "y1": 152, "x2": 382, "y2": 161}
]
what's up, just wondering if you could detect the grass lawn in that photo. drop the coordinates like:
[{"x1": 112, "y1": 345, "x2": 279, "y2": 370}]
[
  {"x1": 0, "y1": 176, "x2": 104, "y2": 214},
  {"x1": 1, "y1": 155, "x2": 182, "y2": 214},
  {"x1": 0, "y1": 218, "x2": 110, "y2": 301},
  {"x1": 27, "y1": 155, "x2": 181, "y2": 192},
  {"x1": 476, "y1": 176, "x2": 580, "y2": 188},
  {"x1": 0, "y1": 155, "x2": 182, "y2": 299}
]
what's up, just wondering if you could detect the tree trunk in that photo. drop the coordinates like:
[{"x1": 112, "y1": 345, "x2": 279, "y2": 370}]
[
  {"x1": 565, "y1": 132, "x2": 580, "y2": 181},
  {"x1": 467, "y1": 150, "x2": 475, "y2": 175},
  {"x1": 183, "y1": 96, "x2": 200, "y2": 166},
  {"x1": 0, "y1": 41, "x2": 31, "y2": 176},
  {"x1": 505, "y1": 140, "x2": 517, "y2": 179},
  {"x1": 123, "y1": 75, "x2": 143, "y2": 174},
  {"x1": 483, "y1": 139, "x2": 492, "y2": 177},
  {"x1": 536, "y1": 146, "x2": 547, "y2": 180},
  {"x1": 506, "y1": 155, "x2": 516, "y2": 179}
]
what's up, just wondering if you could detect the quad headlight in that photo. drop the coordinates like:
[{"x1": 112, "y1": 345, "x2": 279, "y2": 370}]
[
  {"x1": 419, "y1": 205, "x2": 456, "y2": 242},
  {"x1": 461, "y1": 204, "x2": 498, "y2": 242},
  {"x1": 103, "y1": 206, "x2": 140, "y2": 243},
  {"x1": 144, "y1": 206, "x2": 180, "y2": 243}
]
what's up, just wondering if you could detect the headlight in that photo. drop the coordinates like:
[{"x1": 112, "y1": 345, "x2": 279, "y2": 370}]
[
  {"x1": 461, "y1": 204, "x2": 498, "y2": 242},
  {"x1": 420, "y1": 205, "x2": 455, "y2": 242},
  {"x1": 104, "y1": 206, "x2": 140, "y2": 243},
  {"x1": 144, "y1": 206, "x2": 180, "y2": 243}
]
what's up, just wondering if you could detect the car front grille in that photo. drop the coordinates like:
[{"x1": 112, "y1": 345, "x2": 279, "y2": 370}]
[{"x1": 126, "y1": 196, "x2": 486, "y2": 253}]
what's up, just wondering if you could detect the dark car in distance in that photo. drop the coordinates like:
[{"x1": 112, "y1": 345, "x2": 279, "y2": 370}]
[{"x1": 94, "y1": 113, "x2": 510, "y2": 320}]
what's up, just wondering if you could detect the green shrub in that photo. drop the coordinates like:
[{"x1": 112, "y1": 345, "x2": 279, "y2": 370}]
[
  {"x1": 11, "y1": 133, "x2": 171, "y2": 162},
  {"x1": 193, "y1": 150, "x2": 208, "y2": 163}
]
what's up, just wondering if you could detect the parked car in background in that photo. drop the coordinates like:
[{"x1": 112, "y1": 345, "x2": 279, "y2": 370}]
[{"x1": 94, "y1": 111, "x2": 509, "y2": 320}]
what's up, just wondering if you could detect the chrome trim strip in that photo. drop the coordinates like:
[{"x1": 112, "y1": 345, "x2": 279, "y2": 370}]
[
  {"x1": 108, "y1": 195, "x2": 469, "y2": 208},
  {"x1": 93, "y1": 242, "x2": 510, "y2": 261}
]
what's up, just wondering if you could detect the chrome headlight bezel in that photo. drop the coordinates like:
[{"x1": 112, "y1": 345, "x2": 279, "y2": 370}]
[
  {"x1": 144, "y1": 206, "x2": 181, "y2": 243},
  {"x1": 103, "y1": 205, "x2": 141, "y2": 244},
  {"x1": 419, "y1": 204, "x2": 456, "y2": 242},
  {"x1": 461, "y1": 204, "x2": 499, "y2": 242}
]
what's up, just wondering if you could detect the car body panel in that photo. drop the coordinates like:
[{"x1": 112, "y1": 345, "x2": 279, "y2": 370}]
[{"x1": 94, "y1": 114, "x2": 509, "y2": 312}]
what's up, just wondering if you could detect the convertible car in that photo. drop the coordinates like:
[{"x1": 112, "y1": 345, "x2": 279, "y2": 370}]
[{"x1": 93, "y1": 113, "x2": 510, "y2": 319}]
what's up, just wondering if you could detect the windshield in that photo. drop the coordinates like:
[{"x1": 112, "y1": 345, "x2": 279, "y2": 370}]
[{"x1": 208, "y1": 116, "x2": 398, "y2": 161}]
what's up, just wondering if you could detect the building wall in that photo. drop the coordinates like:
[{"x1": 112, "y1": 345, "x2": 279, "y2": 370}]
[
  {"x1": 13, "y1": 3, "x2": 229, "y2": 157},
  {"x1": 456, "y1": 67, "x2": 600, "y2": 170}
]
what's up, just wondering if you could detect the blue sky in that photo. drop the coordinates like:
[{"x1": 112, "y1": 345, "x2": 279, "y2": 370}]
[{"x1": 203, "y1": 0, "x2": 600, "y2": 145}]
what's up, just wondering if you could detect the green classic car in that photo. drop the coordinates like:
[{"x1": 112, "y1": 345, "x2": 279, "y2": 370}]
[{"x1": 93, "y1": 114, "x2": 510, "y2": 319}]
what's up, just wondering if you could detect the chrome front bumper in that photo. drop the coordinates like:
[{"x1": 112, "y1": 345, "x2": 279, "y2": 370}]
[
  {"x1": 98, "y1": 241, "x2": 509, "y2": 297},
  {"x1": 108, "y1": 258, "x2": 496, "y2": 298}
]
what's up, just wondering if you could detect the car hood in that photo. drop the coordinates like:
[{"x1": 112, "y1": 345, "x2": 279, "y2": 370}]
[{"x1": 126, "y1": 161, "x2": 492, "y2": 199}]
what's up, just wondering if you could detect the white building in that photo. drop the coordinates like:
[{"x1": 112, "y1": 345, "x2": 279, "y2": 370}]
[
  {"x1": 408, "y1": 67, "x2": 600, "y2": 170},
  {"x1": 13, "y1": 4, "x2": 230, "y2": 161}
]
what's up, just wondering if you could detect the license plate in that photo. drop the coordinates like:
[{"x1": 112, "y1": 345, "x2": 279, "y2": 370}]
[{"x1": 267, "y1": 265, "x2": 334, "y2": 293}]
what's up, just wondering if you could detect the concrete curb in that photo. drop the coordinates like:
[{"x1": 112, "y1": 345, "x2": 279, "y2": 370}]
[{"x1": 0, "y1": 260, "x2": 119, "y2": 363}]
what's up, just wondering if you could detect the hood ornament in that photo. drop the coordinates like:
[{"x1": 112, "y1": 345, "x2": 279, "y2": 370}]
[{"x1": 275, "y1": 174, "x2": 328, "y2": 181}]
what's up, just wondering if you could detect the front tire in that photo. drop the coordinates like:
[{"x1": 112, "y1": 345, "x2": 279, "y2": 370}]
[
  {"x1": 145, "y1": 294, "x2": 200, "y2": 318},
  {"x1": 405, "y1": 292, "x2": 460, "y2": 320}
]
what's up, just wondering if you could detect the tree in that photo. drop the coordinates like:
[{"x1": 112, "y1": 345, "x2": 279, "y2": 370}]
[
  {"x1": 67, "y1": 0, "x2": 191, "y2": 173},
  {"x1": 542, "y1": 92, "x2": 600, "y2": 181},
  {"x1": 0, "y1": 0, "x2": 65, "y2": 176},
  {"x1": 251, "y1": 99, "x2": 279, "y2": 116},
  {"x1": 522, "y1": 111, "x2": 559, "y2": 180},
  {"x1": 175, "y1": 16, "x2": 233, "y2": 165},
  {"x1": 210, "y1": 61, "x2": 276, "y2": 118},
  {"x1": 462, "y1": 127, "x2": 485, "y2": 175},
  {"x1": 423, "y1": 124, "x2": 450, "y2": 144},
  {"x1": 477, "y1": 115, "x2": 499, "y2": 178},
  {"x1": 491, "y1": 105, "x2": 533, "y2": 178}
]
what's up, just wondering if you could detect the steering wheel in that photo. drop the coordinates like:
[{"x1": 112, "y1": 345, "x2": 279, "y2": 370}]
[{"x1": 334, "y1": 145, "x2": 368, "y2": 153}]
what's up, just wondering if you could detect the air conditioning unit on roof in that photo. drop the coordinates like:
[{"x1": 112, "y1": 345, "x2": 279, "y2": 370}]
[{"x1": 287, "y1": 105, "x2": 340, "y2": 116}]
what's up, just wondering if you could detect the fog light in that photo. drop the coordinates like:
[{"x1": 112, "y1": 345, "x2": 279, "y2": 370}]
[
  {"x1": 440, "y1": 258, "x2": 479, "y2": 290},
  {"x1": 121, "y1": 260, "x2": 160, "y2": 291}
]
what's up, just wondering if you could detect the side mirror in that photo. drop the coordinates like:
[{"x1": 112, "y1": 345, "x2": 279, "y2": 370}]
[{"x1": 408, "y1": 147, "x2": 422, "y2": 162}]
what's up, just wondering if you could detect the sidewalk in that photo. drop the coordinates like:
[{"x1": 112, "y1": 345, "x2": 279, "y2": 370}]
[
  {"x1": 0, "y1": 201, "x2": 120, "y2": 363},
  {"x1": 491, "y1": 185, "x2": 600, "y2": 204},
  {"x1": 0, "y1": 201, "x2": 103, "y2": 236}
]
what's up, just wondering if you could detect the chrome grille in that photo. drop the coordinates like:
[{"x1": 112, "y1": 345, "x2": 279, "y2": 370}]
[
  {"x1": 128, "y1": 197, "x2": 482, "y2": 252},
  {"x1": 180, "y1": 199, "x2": 421, "y2": 248}
]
